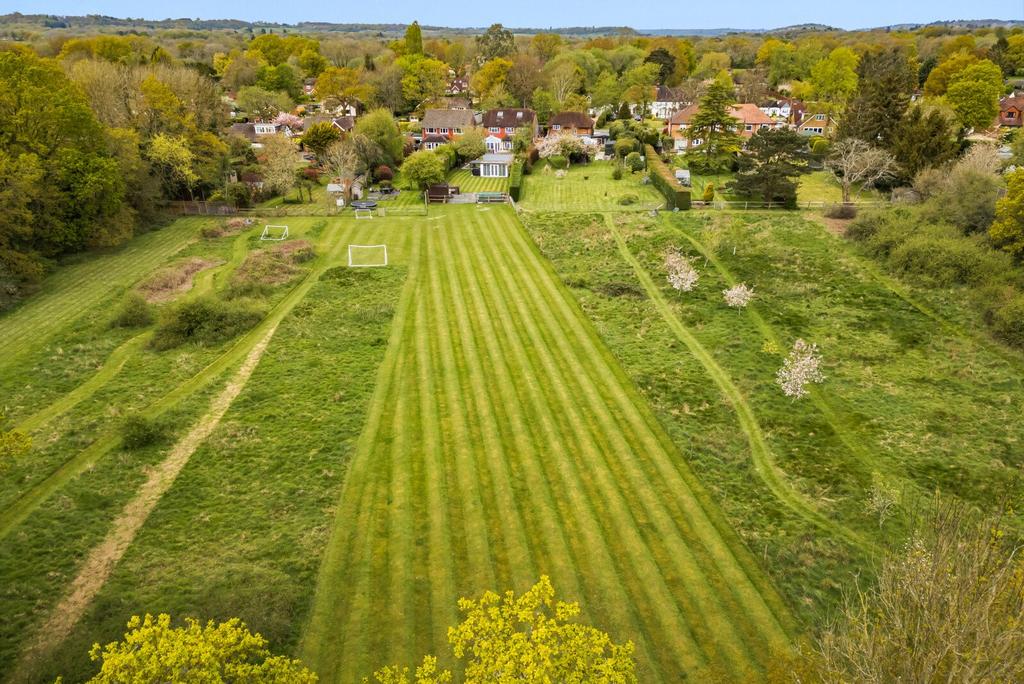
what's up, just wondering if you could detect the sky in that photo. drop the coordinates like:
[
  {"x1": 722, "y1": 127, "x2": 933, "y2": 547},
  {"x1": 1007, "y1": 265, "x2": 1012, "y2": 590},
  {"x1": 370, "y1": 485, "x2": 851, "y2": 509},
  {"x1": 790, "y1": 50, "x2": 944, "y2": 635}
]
[{"x1": 1, "y1": 0, "x2": 1022, "y2": 30}]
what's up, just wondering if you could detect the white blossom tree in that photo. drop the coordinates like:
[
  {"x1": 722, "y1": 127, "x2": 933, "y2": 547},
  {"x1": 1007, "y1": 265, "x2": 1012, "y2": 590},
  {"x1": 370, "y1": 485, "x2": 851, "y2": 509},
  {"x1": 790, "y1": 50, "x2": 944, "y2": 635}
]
[
  {"x1": 776, "y1": 338, "x2": 825, "y2": 398},
  {"x1": 665, "y1": 251, "x2": 699, "y2": 292},
  {"x1": 273, "y1": 112, "x2": 303, "y2": 130},
  {"x1": 723, "y1": 283, "x2": 754, "y2": 308}
]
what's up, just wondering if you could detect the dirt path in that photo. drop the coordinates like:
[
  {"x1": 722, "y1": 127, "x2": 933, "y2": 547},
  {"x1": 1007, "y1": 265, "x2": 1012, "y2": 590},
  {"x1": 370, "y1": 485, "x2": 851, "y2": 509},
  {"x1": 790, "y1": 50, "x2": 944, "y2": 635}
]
[{"x1": 9, "y1": 323, "x2": 279, "y2": 682}]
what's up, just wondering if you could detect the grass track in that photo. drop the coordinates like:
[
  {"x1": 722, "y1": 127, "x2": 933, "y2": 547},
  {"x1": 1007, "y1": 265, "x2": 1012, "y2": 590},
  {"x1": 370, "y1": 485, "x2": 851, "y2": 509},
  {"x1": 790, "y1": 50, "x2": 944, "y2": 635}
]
[
  {"x1": 603, "y1": 214, "x2": 873, "y2": 554},
  {"x1": 302, "y1": 206, "x2": 793, "y2": 682},
  {"x1": 0, "y1": 220, "x2": 202, "y2": 372}
]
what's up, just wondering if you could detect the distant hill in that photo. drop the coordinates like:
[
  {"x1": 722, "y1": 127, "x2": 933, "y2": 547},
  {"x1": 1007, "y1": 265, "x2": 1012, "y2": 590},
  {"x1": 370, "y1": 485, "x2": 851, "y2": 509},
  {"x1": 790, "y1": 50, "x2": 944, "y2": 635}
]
[{"x1": 0, "y1": 12, "x2": 1020, "y2": 36}]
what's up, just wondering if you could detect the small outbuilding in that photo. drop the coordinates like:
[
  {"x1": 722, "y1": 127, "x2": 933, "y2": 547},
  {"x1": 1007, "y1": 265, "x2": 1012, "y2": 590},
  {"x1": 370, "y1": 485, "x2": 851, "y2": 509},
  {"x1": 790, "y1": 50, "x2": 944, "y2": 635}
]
[{"x1": 470, "y1": 152, "x2": 514, "y2": 178}]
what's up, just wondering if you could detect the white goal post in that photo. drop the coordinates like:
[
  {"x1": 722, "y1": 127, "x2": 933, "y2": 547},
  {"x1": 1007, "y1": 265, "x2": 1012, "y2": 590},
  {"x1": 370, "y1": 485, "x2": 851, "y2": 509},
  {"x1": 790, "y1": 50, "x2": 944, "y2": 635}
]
[
  {"x1": 348, "y1": 244, "x2": 388, "y2": 268},
  {"x1": 260, "y1": 224, "x2": 289, "y2": 240},
  {"x1": 354, "y1": 208, "x2": 374, "y2": 220}
]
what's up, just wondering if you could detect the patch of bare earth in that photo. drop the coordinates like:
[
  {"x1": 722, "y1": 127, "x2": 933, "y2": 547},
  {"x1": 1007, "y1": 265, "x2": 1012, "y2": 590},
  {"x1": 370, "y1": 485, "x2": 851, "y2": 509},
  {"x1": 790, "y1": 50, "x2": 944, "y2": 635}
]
[
  {"x1": 11, "y1": 324, "x2": 279, "y2": 681},
  {"x1": 805, "y1": 212, "x2": 853, "y2": 237},
  {"x1": 137, "y1": 257, "x2": 223, "y2": 303}
]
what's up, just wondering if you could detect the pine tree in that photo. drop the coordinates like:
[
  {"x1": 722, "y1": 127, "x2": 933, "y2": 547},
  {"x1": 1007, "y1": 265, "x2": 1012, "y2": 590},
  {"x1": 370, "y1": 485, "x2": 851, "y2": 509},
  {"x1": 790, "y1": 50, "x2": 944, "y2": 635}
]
[
  {"x1": 685, "y1": 80, "x2": 742, "y2": 173},
  {"x1": 727, "y1": 127, "x2": 808, "y2": 206},
  {"x1": 890, "y1": 105, "x2": 960, "y2": 180},
  {"x1": 837, "y1": 48, "x2": 917, "y2": 149}
]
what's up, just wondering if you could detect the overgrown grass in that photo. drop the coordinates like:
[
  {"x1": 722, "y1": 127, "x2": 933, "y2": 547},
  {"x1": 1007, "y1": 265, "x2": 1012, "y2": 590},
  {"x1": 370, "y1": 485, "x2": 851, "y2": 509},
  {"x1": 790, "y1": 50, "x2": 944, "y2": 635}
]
[{"x1": 522, "y1": 210, "x2": 1024, "y2": 631}]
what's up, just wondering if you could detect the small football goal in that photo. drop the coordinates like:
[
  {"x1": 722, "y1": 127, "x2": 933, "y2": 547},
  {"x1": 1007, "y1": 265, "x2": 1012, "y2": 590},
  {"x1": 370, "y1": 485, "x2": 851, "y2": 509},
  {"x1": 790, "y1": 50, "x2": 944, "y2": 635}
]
[
  {"x1": 354, "y1": 208, "x2": 374, "y2": 220},
  {"x1": 260, "y1": 225, "x2": 289, "y2": 240},
  {"x1": 348, "y1": 244, "x2": 388, "y2": 268}
]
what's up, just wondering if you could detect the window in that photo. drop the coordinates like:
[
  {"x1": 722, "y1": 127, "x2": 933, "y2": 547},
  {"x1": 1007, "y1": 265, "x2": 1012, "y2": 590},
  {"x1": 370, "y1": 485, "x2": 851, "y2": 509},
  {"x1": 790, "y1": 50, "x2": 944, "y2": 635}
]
[
  {"x1": 425, "y1": 127, "x2": 434, "y2": 133},
  {"x1": 745, "y1": 124, "x2": 752, "y2": 131},
  {"x1": 760, "y1": 124, "x2": 768, "y2": 129},
  {"x1": 505, "y1": 127, "x2": 513, "y2": 133},
  {"x1": 440, "y1": 128, "x2": 449, "y2": 134},
  {"x1": 489, "y1": 127, "x2": 499, "y2": 133},
  {"x1": 814, "y1": 114, "x2": 825, "y2": 120},
  {"x1": 552, "y1": 124, "x2": 561, "y2": 130},
  {"x1": 454, "y1": 128, "x2": 462, "y2": 134},
  {"x1": 1008, "y1": 111, "x2": 1018, "y2": 119},
  {"x1": 804, "y1": 126, "x2": 823, "y2": 134}
]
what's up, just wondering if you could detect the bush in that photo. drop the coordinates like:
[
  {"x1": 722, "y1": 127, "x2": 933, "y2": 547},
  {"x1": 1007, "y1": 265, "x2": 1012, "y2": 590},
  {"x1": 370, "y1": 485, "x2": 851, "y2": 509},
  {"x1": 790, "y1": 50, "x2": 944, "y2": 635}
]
[
  {"x1": 121, "y1": 413, "x2": 172, "y2": 450},
  {"x1": 611, "y1": 165, "x2": 623, "y2": 180},
  {"x1": 509, "y1": 159, "x2": 524, "y2": 202},
  {"x1": 614, "y1": 137, "x2": 637, "y2": 158},
  {"x1": 623, "y1": 152, "x2": 644, "y2": 173},
  {"x1": 702, "y1": 183, "x2": 715, "y2": 202},
  {"x1": 111, "y1": 293, "x2": 154, "y2": 328},
  {"x1": 810, "y1": 137, "x2": 830, "y2": 156},
  {"x1": 374, "y1": 165, "x2": 393, "y2": 182},
  {"x1": 825, "y1": 203, "x2": 858, "y2": 219},
  {"x1": 644, "y1": 145, "x2": 691, "y2": 210},
  {"x1": 617, "y1": 194, "x2": 639, "y2": 206},
  {"x1": 547, "y1": 154, "x2": 569, "y2": 170},
  {"x1": 224, "y1": 182, "x2": 253, "y2": 208},
  {"x1": 151, "y1": 296, "x2": 266, "y2": 351},
  {"x1": 983, "y1": 290, "x2": 1024, "y2": 347},
  {"x1": 888, "y1": 233, "x2": 1010, "y2": 287}
]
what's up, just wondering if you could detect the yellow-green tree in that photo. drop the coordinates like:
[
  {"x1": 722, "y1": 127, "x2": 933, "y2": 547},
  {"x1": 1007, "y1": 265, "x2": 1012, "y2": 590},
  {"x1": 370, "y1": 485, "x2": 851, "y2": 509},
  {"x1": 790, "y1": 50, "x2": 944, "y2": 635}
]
[
  {"x1": 990, "y1": 168, "x2": 1024, "y2": 259},
  {"x1": 86, "y1": 614, "x2": 317, "y2": 682},
  {"x1": 367, "y1": 577, "x2": 637, "y2": 684}
]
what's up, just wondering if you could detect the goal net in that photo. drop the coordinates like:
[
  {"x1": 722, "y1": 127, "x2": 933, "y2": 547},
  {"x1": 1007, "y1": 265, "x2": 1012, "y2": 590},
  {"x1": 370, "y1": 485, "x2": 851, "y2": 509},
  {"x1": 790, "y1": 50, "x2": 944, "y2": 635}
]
[
  {"x1": 354, "y1": 208, "x2": 374, "y2": 220},
  {"x1": 260, "y1": 225, "x2": 289, "y2": 240},
  {"x1": 348, "y1": 244, "x2": 388, "y2": 268}
]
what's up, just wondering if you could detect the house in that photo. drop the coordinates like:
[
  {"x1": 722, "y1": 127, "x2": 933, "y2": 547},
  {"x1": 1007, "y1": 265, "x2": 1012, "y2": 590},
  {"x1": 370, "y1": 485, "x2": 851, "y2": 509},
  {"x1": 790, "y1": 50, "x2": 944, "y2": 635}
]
[
  {"x1": 447, "y1": 77, "x2": 470, "y2": 96},
  {"x1": 548, "y1": 112, "x2": 595, "y2": 137},
  {"x1": 469, "y1": 152, "x2": 514, "y2": 178},
  {"x1": 303, "y1": 78, "x2": 316, "y2": 96},
  {"x1": 481, "y1": 108, "x2": 538, "y2": 152},
  {"x1": 227, "y1": 121, "x2": 295, "y2": 148},
  {"x1": 758, "y1": 99, "x2": 792, "y2": 121},
  {"x1": 651, "y1": 86, "x2": 689, "y2": 120},
  {"x1": 668, "y1": 103, "x2": 777, "y2": 152},
  {"x1": 301, "y1": 115, "x2": 356, "y2": 134},
  {"x1": 999, "y1": 93, "x2": 1024, "y2": 127},
  {"x1": 420, "y1": 109, "x2": 477, "y2": 149},
  {"x1": 444, "y1": 96, "x2": 472, "y2": 110},
  {"x1": 791, "y1": 108, "x2": 838, "y2": 137}
]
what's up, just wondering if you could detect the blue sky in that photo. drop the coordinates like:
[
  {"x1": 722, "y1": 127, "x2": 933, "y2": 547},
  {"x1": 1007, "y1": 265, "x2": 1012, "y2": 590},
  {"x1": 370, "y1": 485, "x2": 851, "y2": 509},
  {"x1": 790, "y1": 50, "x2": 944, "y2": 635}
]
[{"x1": 2, "y1": 0, "x2": 1021, "y2": 30}]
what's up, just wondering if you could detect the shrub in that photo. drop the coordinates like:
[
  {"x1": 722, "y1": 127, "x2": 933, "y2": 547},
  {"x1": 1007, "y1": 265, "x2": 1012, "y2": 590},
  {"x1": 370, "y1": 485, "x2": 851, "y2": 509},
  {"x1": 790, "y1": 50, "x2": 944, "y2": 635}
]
[
  {"x1": 618, "y1": 194, "x2": 639, "y2": 206},
  {"x1": 121, "y1": 413, "x2": 172, "y2": 449},
  {"x1": 151, "y1": 296, "x2": 266, "y2": 351},
  {"x1": 702, "y1": 183, "x2": 715, "y2": 202},
  {"x1": 223, "y1": 182, "x2": 253, "y2": 208},
  {"x1": 825, "y1": 203, "x2": 858, "y2": 219},
  {"x1": 644, "y1": 145, "x2": 691, "y2": 210},
  {"x1": 888, "y1": 233, "x2": 1010, "y2": 287},
  {"x1": 623, "y1": 152, "x2": 644, "y2": 173},
  {"x1": 111, "y1": 293, "x2": 154, "y2": 328},
  {"x1": 810, "y1": 138, "x2": 830, "y2": 156},
  {"x1": 614, "y1": 137, "x2": 637, "y2": 158},
  {"x1": 978, "y1": 286, "x2": 1024, "y2": 348},
  {"x1": 611, "y1": 165, "x2": 623, "y2": 180},
  {"x1": 374, "y1": 164, "x2": 394, "y2": 182},
  {"x1": 547, "y1": 154, "x2": 568, "y2": 170}
]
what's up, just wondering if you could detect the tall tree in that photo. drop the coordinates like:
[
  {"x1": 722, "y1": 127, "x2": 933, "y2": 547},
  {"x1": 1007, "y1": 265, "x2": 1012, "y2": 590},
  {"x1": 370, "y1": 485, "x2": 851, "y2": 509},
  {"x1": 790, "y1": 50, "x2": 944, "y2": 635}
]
[
  {"x1": 404, "y1": 21, "x2": 423, "y2": 56},
  {"x1": 837, "y1": 47, "x2": 917, "y2": 149},
  {"x1": 826, "y1": 138, "x2": 897, "y2": 203},
  {"x1": 946, "y1": 60, "x2": 1003, "y2": 130},
  {"x1": 476, "y1": 23, "x2": 515, "y2": 62},
  {"x1": 685, "y1": 80, "x2": 742, "y2": 173},
  {"x1": 644, "y1": 47, "x2": 676, "y2": 85},
  {"x1": 990, "y1": 168, "x2": 1024, "y2": 259},
  {"x1": 727, "y1": 127, "x2": 808, "y2": 206},
  {"x1": 353, "y1": 108, "x2": 405, "y2": 167},
  {"x1": 809, "y1": 47, "x2": 859, "y2": 107},
  {"x1": 890, "y1": 104, "x2": 960, "y2": 180}
]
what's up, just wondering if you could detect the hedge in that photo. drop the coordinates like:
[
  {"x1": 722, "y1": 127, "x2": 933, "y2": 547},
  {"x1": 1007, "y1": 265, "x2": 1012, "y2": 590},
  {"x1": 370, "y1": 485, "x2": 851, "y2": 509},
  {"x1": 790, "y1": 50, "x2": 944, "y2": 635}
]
[
  {"x1": 510, "y1": 159, "x2": 524, "y2": 201},
  {"x1": 645, "y1": 144, "x2": 691, "y2": 210}
]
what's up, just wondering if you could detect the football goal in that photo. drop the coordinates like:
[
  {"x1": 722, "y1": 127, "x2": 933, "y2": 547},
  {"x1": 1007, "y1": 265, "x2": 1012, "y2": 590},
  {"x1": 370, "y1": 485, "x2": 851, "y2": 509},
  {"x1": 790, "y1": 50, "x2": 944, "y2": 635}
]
[
  {"x1": 260, "y1": 225, "x2": 289, "y2": 240},
  {"x1": 348, "y1": 244, "x2": 388, "y2": 268},
  {"x1": 354, "y1": 208, "x2": 374, "y2": 220}
]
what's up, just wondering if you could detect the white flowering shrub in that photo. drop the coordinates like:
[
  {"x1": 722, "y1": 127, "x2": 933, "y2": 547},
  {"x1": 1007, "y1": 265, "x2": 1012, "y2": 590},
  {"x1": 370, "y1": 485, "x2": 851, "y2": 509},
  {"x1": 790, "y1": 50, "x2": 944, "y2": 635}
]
[
  {"x1": 776, "y1": 338, "x2": 824, "y2": 398},
  {"x1": 665, "y1": 251, "x2": 699, "y2": 292},
  {"x1": 723, "y1": 283, "x2": 754, "y2": 308}
]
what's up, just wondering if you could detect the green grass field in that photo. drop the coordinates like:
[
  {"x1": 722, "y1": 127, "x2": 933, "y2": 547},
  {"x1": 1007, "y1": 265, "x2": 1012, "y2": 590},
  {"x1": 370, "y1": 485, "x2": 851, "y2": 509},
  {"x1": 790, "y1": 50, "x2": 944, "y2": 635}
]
[
  {"x1": 447, "y1": 168, "x2": 509, "y2": 193},
  {"x1": 520, "y1": 162, "x2": 663, "y2": 211},
  {"x1": 3, "y1": 197, "x2": 1023, "y2": 683}
]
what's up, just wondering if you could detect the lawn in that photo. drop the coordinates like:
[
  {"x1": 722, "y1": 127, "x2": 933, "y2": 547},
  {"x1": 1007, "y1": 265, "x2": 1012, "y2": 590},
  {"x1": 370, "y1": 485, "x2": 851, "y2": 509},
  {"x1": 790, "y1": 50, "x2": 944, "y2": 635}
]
[
  {"x1": 300, "y1": 205, "x2": 793, "y2": 683},
  {"x1": 447, "y1": 168, "x2": 509, "y2": 193},
  {"x1": 519, "y1": 161, "x2": 664, "y2": 211}
]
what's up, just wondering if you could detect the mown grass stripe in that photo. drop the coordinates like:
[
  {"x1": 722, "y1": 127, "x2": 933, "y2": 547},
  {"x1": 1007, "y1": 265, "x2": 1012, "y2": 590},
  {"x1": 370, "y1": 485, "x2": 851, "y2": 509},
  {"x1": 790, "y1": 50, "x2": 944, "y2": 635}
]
[
  {"x1": 299, "y1": 228, "x2": 424, "y2": 681},
  {"x1": 461, "y1": 211, "x2": 705, "y2": 679}
]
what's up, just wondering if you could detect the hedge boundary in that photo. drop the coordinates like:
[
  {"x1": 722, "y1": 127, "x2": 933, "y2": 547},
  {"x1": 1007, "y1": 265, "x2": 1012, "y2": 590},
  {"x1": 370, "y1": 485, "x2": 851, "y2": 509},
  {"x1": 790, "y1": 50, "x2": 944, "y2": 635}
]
[{"x1": 645, "y1": 144, "x2": 691, "y2": 210}]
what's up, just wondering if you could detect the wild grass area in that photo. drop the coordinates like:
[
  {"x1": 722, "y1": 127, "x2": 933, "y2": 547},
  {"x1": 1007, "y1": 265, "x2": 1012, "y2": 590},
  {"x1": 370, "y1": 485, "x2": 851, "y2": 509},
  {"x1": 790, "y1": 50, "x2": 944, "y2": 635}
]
[
  {"x1": 519, "y1": 161, "x2": 663, "y2": 211},
  {"x1": 521, "y1": 209, "x2": 1024, "y2": 625},
  {"x1": 4, "y1": 200, "x2": 1024, "y2": 684}
]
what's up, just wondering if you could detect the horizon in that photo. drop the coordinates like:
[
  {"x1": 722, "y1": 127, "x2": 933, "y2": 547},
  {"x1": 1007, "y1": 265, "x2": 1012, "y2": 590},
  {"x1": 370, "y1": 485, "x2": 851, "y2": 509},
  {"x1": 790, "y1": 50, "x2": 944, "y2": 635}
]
[{"x1": 2, "y1": 0, "x2": 1021, "y2": 32}]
